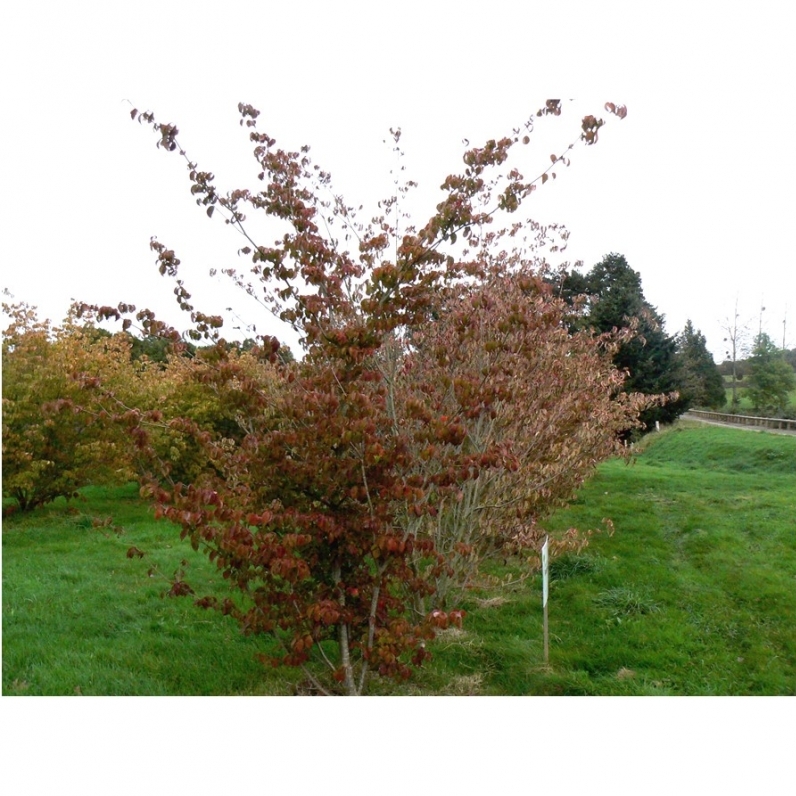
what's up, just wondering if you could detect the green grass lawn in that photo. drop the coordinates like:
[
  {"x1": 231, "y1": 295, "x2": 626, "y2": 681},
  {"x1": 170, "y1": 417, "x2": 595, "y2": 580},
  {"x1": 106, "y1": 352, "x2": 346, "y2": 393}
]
[
  {"x1": 3, "y1": 422, "x2": 795, "y2": 695},
  {"x1": 2, "y1": 486, "x2": 295, "y2": 695},
  {"x1": 428, "y1": 422, "x2": 796, "y2": 695}
]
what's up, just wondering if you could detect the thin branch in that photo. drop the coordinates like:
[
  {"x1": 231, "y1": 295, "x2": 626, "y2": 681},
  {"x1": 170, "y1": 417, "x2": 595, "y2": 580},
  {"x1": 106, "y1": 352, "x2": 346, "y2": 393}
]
[{"x1": 299, "y1": 665, "x2": 333, "y2": 696}]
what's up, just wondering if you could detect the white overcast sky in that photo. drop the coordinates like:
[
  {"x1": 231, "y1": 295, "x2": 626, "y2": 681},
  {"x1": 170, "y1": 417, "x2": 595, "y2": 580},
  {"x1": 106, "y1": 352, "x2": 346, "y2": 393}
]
[{"x1": 2, "y1": 1, "x2": 794, "y2": 361}]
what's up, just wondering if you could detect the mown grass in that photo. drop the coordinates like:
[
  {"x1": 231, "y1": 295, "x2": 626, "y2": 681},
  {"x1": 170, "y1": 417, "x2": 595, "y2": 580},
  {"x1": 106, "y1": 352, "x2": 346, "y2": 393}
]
[
  {"x1": 2, "y1": 486, "x2": 296, "y2": 695},
  {"x1": 4, "y1": 422, "x2": 795, "y2": 695}
]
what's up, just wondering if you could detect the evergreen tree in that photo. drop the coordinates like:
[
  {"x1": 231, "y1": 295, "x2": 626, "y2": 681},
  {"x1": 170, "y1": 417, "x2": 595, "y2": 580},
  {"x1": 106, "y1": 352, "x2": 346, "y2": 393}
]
[
  {"x1": 560, "y1": 253, "x2": 687, "y2": 430},
  {"x1": 676, "y1": 320, "x2": 726, "y2": 409}
]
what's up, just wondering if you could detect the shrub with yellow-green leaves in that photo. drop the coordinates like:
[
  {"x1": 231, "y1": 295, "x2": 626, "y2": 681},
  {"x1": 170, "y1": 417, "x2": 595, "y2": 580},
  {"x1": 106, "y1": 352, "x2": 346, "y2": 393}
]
[{"x1": 2, "y1": 302, "x2": 137, "y2": 512}]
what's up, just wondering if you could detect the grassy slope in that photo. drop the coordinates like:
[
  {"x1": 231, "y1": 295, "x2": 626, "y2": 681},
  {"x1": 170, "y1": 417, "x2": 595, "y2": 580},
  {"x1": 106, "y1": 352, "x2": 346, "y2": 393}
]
[
  {"x1": 420, "y1": 422, "x2": 796, "y2": 695},
  {"x1": 3, "y1": 422, "x2": 795, "y2": 695}
]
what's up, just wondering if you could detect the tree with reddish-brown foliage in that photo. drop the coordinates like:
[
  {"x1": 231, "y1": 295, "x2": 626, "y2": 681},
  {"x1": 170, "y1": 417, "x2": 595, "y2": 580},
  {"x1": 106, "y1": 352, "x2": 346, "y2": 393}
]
[
  {"x1": 392, "y1": 268, "x2": 661, "y2": 608},
  {"x1": 82, "y1": 100, "x2": 650, "y2": 694}
]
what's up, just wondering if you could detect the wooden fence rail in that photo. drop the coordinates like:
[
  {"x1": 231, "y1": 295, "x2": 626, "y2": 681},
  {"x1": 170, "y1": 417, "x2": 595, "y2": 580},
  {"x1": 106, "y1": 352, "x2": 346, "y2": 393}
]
[{"x1": 686, "y1": 410, "x2": 796, "y2": 431}]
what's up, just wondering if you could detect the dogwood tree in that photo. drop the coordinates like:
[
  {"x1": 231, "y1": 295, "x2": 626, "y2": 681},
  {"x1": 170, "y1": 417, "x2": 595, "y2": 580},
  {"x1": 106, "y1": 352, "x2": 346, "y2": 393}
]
[{"x1": 78, "y1": 99, "x2": 645, "y2": 694}]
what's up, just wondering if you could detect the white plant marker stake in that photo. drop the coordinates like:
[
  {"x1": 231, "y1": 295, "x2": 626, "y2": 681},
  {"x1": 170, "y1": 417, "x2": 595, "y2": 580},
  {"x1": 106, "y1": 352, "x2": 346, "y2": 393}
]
[{"x1": 542, "y1": 535, "x2": 550, "y2": 665}]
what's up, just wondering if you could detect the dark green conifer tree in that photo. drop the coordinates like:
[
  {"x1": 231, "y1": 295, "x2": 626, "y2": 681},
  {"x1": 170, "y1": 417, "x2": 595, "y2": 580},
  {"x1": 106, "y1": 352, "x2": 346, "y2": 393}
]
[
  {"x1": 558, "y1": 253, "x2": 687, "y2": 432},
  {"x1": 676, "y1": 320, "x2": 726, "y2": 410}
]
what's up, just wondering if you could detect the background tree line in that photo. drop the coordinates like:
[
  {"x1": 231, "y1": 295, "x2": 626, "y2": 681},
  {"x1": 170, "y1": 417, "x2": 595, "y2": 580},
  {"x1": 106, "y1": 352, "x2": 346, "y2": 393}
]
[{"x1": 554, "y1": 253, "x2": 795, "y2": 419}]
